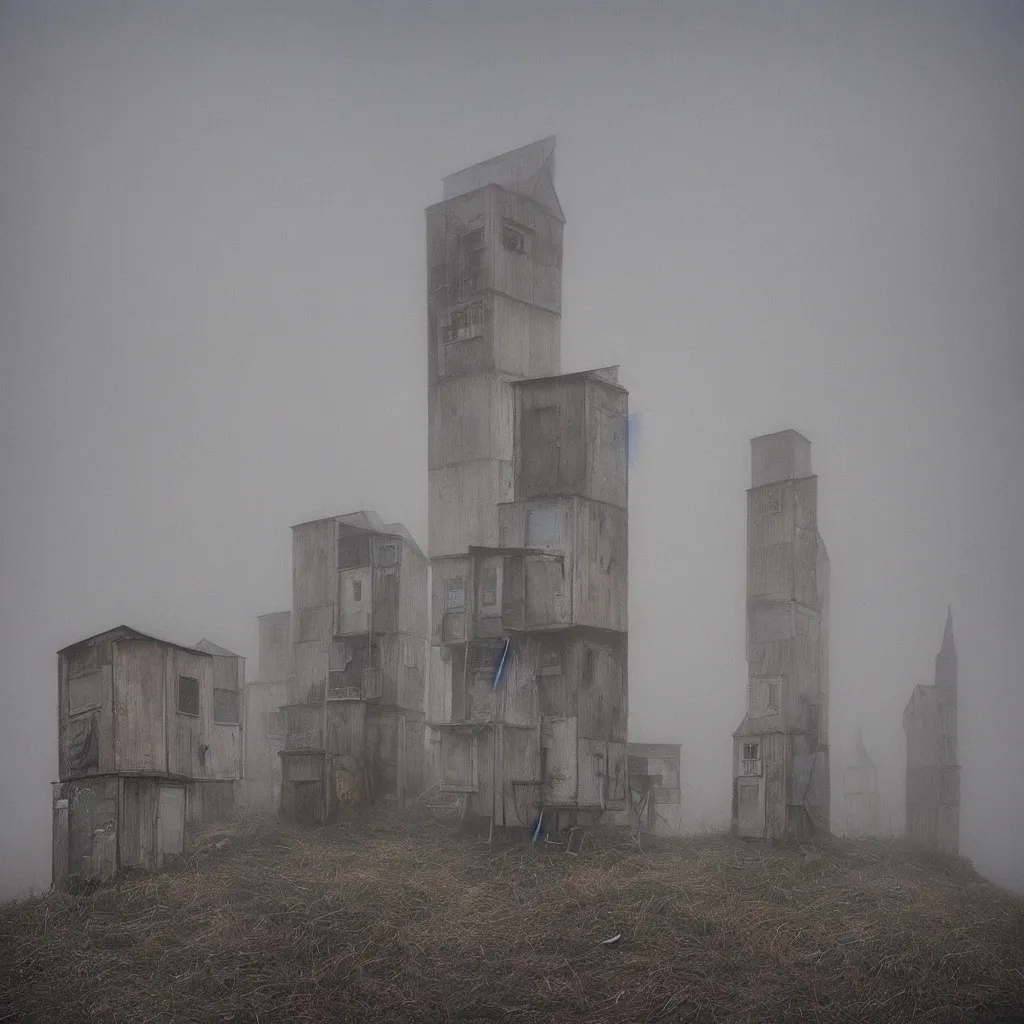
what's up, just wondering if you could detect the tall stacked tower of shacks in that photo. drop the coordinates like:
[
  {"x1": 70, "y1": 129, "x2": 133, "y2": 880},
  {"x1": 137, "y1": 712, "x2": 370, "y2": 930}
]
[
  {"x1": 278, "y1": 511, "x2": 428, "y2": 822},
  {"x1": 903, "y1": 609, "x2": 960, "y2": 854},
  {"x1": 425, "y1": 138, "x2": 630, "y2": 829},
  {"x1": 733, "y1": 430, "x2": 831, "y2": 840}
]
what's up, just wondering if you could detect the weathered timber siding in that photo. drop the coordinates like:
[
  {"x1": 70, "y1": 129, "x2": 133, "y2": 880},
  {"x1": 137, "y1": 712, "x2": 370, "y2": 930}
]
[
  {"x1": 242, "y1": 679, "x2": 287, "y2": 810},
  {"x1": 572, "y1": 499, "x2": 627, "y2": 632},
  {"x1": 68, "y1": 776, "x2": 118, "y2": 882},
  {"x1": 428, "y1": 460, "x2": 512, "y2": 558},
  {"x1": 325, "y1": 700, "x2": 365, "y2": 758},
  {"x1": 119, "y1": 776, "x2": 159, "y2": 869},
  {"x1": 398, "y1": 539, "x2": 429, "y2": 641},
  {"x1": 428, "y1": 376, "x2": 512, "y2": 471}
]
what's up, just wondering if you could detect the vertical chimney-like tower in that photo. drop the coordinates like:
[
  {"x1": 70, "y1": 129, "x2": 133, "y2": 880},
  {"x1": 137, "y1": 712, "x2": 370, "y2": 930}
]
[
  {"x1": 424, "y1": 139, "x2": 565, "y2": 778},
  {"x1": 732, "y1": 430, "x2": 831, "y2": 840}
]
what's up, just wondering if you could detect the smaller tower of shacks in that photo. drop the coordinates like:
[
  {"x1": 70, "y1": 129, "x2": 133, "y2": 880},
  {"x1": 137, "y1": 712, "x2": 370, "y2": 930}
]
[
  {"x1": 428, "y1": 367, "x2": 630, "y2": 830},
  {"x1": 240, "y1": 612, "x2": 291, "y2": 810},
  {"x1": 842, "y1": 727, "x2": 881, "y2": 837},
  {"x1": 53, "y1": 627, "x2": 242, "y2": 887},
  {"x1": 279, "y1": 511, "x2": 429, "y2": 822},
  {"x1": 903, "y1": 608, "x2": 960, "y2": 855},
  {"x1": 732, "y1": 430, "x2": 831, "y2": 840}
]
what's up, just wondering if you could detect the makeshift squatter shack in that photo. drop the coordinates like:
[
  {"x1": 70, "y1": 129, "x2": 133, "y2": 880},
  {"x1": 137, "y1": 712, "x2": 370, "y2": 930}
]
[{"x1": 52, "y1": 626, "x2": 242, "y2": 887}]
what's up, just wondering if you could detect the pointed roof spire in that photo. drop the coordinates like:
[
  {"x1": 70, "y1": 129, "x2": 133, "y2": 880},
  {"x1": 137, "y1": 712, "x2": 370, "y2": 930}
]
[{"x1": 935, "y1": 604, "x2": 958, "y2": 690}]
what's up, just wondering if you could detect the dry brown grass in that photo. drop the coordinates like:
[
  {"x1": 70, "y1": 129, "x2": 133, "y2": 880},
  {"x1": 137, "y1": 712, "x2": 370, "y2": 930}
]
[{"x1": 2, "y1": 812, "x2": 1023, "y2": 1023}]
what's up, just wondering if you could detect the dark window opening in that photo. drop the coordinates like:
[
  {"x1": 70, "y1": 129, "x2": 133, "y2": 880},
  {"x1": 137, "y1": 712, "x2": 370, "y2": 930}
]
[
  {"x1": 379, "y1": 543, "x2": 398, "y2": 567},
  {"x1": 445, "y1": 575, "x2": 466, "y2": 612},
  {"x1": 743, "y1": 742, "x2": 760, "y2": 761},
  {"x1": 502, "y1": 225, "x2": 526, "y2": 252},
  {"x1": 177, "y1": 676, "x2": 200, "y2": 717},
  {"x1": 352, "y1": 579, "x2": 362, "y2": 602},
  {"x1": 480, "y1": 566, "x2": 498, "y2": 607},
  {"x1": 583, "y1": 647, "x2": 597, "y2": 683}
]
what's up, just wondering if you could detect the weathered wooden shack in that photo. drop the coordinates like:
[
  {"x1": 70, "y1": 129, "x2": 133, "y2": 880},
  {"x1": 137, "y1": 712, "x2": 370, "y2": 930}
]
[
  {"x1": 841, "y1": 727, "x2": 881, "y2": 837},
  {"x1": 240, "y1": 611, "x2": 290, "y2": 810},
  {"x1": 280, "y1": 511, "x2": 428, "y2": 821},
  {"x1": 903, "y1": 609, "x2": 960, "y2": 855},
  {"x1": 732, "y1": 430, "x2": 831, "y2": 841},
  {"x1": 627, "y1": 742, "x2": 682, "y2": 835},
  {"x1": 52, "y1": 626, "x2": 242, "y2": 887}
]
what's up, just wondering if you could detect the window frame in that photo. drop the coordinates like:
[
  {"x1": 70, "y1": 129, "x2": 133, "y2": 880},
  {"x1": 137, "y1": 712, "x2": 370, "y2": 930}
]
[
  {"x1": 213, "y1": 687, "x2": 240, "y2": 726},
  {"x1": 177, "y1": 675, "x2": 200, "y2": 718}
]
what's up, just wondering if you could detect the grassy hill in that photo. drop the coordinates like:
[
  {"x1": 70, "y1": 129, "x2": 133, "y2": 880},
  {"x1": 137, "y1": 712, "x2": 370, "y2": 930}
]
[{"x1": 2, "y1": 812, "x2": 1022, "y2": 1023}]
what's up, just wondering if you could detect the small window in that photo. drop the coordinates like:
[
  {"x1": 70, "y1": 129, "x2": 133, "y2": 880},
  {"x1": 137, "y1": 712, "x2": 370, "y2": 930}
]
[
  {"x1": 502, "y1": 224, "x2": 526, "y2": 252},
  {"x1": 379, "y1": 543, "x2": 398, "y2": 567},
  {"x1": 480, "y1": 566, "x2": 498, "y2": 608},
  {"x1": 265, "y1": 711, "x2": 283, "y2": 738},
  {"x1": 213, "y1": 688, "x2": 240, "y2": 725},
  {"x1": 445, "y1": 575, "x2": 466, "y2": 612},
  {"x1": 269, "y1": 621, "x2": 286, "y2": 647},
  {"x1": 177, "y1": 676, "x2": 200, "y2": 717},
  {"x1": 352, "y1": 579, "x2": 363, "y2": 603},
  {"x1": 743, "y1": 742, "x2": 760, "y2": 761},
  {"x1": 68, "y1": 671, "x2": 103, "y2": 716},
  {"x1": 583, "y1": 647, "x2": 596, "y2": 683}
]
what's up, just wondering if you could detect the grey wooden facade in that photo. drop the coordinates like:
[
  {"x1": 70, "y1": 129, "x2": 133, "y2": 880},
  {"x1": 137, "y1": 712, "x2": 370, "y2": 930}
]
[
  {"x1": 425, "y1": 139, "x2": 630, "y2": 832},
  {"x1": 903, "y1": 609, "x2": 960, "y2": 855},
  {"x1": 279, "y1": 511, "x2": 428, "y2": 821},
  {"x1": 240, "y1": 611, "x2": 290, "y2": 810},
  {"x1": 53, "y1": 626, "x2": 242, "y2": 887},
  {"x1": 732, "y1": 431, "x2": 831, "y2": 841}
]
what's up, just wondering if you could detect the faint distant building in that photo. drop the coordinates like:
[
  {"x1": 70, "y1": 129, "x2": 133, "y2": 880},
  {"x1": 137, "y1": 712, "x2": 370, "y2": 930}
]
[
  {"x1": 903, "y1": 608, "x2": 960, "y2": 855},
  {"x1": 279, "y1": 511, "x2": 429, "y2": 823},
  {"x1": 627, "y1": 742, "x2": 682, "y2": 835},
  {"x1": 732, "y1": 430, "x2": 831, "y2": 840},
  {"x1": 52, "y1": 626, "x2": 242, "y2": 887},
  {"x1": 240, "y1": 611, "x2": 291, "y2": 810},
  {"x1": 841, "y1": 727, "x2": 881, "y2": 837}
]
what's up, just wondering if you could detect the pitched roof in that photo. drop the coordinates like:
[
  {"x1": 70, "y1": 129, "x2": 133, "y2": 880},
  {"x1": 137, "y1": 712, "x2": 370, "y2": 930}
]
[
  {"x1": 58, "y1": 625, "x2": 207, "y2": 657},
  {"x1": 441, "y1": 136, "x2": 564, "y2": 220},
  {"x1": 194, "y1": 638, "x2": 242, "y2": 658}
]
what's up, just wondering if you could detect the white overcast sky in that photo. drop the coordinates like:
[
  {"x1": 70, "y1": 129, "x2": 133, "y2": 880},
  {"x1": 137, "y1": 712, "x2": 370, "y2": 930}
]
[{"x1": 1, "y1": 0, "x2": 1021, "y2": 898}]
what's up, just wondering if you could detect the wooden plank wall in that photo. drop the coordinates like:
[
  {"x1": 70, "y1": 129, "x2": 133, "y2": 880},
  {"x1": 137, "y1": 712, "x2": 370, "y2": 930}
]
[
  {"x1": 584, "y1": 380, "x2": 628, "y2": 509},
  {"x1": 113, "y1": 640, "x2": 167, "y2": 774},
  {"x1": 119, "y1": 776, "x2": 158, "y2": 869},
  {"x1": 68, "y1": 777, "x2": 118, "y2": 881},
  {"x1": 571, "y1": 499, "x2": 627, "y2": 632}
]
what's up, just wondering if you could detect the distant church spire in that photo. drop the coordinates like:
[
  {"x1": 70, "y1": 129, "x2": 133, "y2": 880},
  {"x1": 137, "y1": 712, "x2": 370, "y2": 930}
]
[{"x1": 935, "y1": 605, "x2": 958, "y2": 691}]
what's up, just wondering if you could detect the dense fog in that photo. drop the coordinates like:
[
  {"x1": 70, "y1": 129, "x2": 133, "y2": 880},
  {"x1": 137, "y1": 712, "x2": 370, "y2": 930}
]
[{"x1": 2, "y1": 0, "x2": 1021, "y2": 899}]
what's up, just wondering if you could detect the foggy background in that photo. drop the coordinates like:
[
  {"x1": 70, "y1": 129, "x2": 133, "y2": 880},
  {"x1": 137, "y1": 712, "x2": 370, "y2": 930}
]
[{"x1": 2, "y1": 0, "x2": 1021, "y2": 900}]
